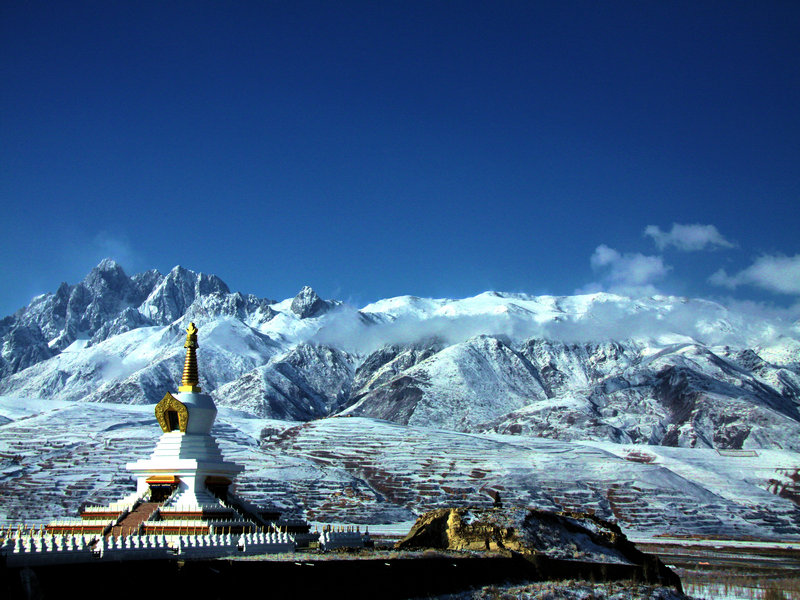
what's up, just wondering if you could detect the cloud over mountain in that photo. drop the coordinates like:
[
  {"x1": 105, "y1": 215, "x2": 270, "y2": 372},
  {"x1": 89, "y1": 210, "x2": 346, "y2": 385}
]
[
  {"x1": 710, "y1": 254, "x2": 800, "y2": 295},
  {"x1": 588, "y1": 245, "x2": 670, "y2": 295},
  {"x1": 644, "y1": 223, "x2": 734, "y2": 252}
]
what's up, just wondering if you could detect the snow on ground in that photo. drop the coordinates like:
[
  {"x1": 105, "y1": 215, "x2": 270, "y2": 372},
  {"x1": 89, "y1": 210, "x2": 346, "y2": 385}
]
[
  {"x1": 1, "y1": 399, "x2": 798, "y2": 542},
  {"x1": 265, "y1": 417, "x2": 800, "y2": 538},
  {"x1": 361, "y1": 295, "x2": 451, "y2": 319},
  {"x1": 0, "y1": 395, "x2": 78, "y2": 420},
  {"x1": 581, "y1": 442, "x2": 797, "y2": 509},
  {"x1": 257, "y1": 305, "x2": 326, "y2": 344}
]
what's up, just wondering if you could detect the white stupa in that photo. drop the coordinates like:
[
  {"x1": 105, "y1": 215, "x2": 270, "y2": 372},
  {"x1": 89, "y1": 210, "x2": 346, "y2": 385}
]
[{"x1": 126, "y1": 322, "x2": 243, "y2": 507}]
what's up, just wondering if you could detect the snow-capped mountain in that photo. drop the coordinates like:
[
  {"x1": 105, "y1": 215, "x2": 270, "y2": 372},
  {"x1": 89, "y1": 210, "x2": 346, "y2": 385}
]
[{"x1": 2, "y1": 260, "x2": 800, "y2": 451}]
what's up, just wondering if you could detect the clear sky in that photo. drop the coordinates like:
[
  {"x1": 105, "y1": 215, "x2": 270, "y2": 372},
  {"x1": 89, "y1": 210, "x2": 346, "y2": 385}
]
[{"x1": 2, "y1": 1, "x2": 799, "y2": 317}]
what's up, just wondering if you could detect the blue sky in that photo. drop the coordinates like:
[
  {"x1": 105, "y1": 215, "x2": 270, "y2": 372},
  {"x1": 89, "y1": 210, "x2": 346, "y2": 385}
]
[{"x1": 1, "y1": 2, "x2": 799, "y2": 317}]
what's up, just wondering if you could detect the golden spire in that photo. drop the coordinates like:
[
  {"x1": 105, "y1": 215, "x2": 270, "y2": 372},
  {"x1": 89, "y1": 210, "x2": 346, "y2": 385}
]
[{"x1": 179, "y1": 322, "x2": 202, "y2": 392}]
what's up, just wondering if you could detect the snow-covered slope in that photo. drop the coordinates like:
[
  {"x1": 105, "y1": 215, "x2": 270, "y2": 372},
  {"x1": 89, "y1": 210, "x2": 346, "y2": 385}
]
[
  {"x1": 1, "y1": 260, "x2": 799, "y2": 450},
  {"x1": 1, "y1": 399, "x2": 798, "y2": 541},
  {"x1": 343, "y1": 335, "x2": 550, "y2": 429},
  {"x1": 211, "y1": 343, "x2": 354, "y2": 419}
]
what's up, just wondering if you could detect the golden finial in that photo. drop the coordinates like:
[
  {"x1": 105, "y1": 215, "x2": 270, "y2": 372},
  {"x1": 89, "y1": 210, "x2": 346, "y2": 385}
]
[{"x1": 179, "y1": 322, "x2": 202, "y2": 392}]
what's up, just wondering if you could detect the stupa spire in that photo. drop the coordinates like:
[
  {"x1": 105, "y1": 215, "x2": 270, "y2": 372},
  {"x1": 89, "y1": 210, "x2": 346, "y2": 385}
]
[{"x1": 179, "y1": 322, "x2": 201, "y2": 392}]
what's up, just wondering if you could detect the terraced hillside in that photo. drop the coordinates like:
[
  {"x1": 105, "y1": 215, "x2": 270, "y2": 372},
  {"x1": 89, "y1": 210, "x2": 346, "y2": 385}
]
[
  {"x1": 265, "y1": 417, "x2": 800, "y2": 539},
  {"x1": 1, "y1": 398, "x2": 798, "y2": 541}
]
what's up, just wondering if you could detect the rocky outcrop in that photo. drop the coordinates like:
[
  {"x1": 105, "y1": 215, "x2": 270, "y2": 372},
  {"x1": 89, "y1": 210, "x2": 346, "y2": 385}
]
[
  {"x1": 89, "y1": 306, "x2": 153, "y2": 345},
  {"x1": 290, "y1": 286, "x2": 332, "y2": 319},
  {"x1": 183, "y1": 291, "x2": 277, "y2": 325},
  {"x1": 396, "y1": 507, "x2": 624, "y2": 559},
  {"x1": 396, "y1": 507, "x2": 681, "y2": 589},
  {"x1": 0, "y1": 322, "x2": 54, "y2": 379}
]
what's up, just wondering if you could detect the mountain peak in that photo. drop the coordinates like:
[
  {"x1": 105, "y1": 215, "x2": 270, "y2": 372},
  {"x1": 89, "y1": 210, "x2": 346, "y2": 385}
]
[
  {"x1": 81, "y1": 259, "x2": 131, "y2": 297},
  {"x1": 96, "y1": 257, "x2": 121, "y2": 271},
  {"x1": 86, "y1": 258, "x2": 127, "y2": 280},
  {"x1": 168, "y1": 264, "x2": 189, "y2": 275},
  {"x1": 163, "y1": 265, "x2": 229, "y2": 292},
  {"x1": 137, "y1": 265, "x2": 230, "y2": 324},
  {"x1": 291, "y1": 286, "x2": 329, "y2": 319}
]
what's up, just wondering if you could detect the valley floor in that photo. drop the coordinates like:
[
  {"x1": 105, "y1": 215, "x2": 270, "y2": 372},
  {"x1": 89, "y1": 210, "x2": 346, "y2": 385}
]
[{"x1": 636, "y1": 540, "x2": 800, "y2": 600}]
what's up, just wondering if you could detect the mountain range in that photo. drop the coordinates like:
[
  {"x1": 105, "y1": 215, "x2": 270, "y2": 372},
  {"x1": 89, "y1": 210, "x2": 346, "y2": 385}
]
[{"x1": 2, "y1": 259, "x2": 800, "y2": 451}]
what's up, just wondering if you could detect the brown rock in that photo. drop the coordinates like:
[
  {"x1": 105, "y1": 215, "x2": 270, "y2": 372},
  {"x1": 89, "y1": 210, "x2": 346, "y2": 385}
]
[{"x1": 395, "y1": 506, "x2": 682, "y2": 591}]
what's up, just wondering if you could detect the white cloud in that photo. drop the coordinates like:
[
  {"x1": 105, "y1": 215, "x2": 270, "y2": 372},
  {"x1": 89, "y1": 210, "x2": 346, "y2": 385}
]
[
  {"x1": 589, "y1": 244, "x2": 621, "y2": 268},
  {"x1": 309, "y1": 292, "x2": 798, "y2": 353},
  {"x1": 710, "y1": 254, "x2": 800, "y2": 295},
  {"x1": 590, "y1": 244, "x2": 670, "y2": 287},
  {"x1": 708, "y1": 269, "x2": 736, "y2": 289},
  {"x1": 644, "y1": 223, "x2": 734, "y2": 251}
]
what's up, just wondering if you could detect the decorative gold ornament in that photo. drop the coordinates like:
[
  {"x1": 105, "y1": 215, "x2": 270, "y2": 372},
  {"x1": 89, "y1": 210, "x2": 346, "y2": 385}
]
[
  {"x1": 146, "y1": 475, "x2": 180, "y2": 484},
  {"x1": 179, "y1": 322, "x2": 202, "y2": 392},
  {"x1": 155, "y1": 392, "x2": 189, "y2": 432}
]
